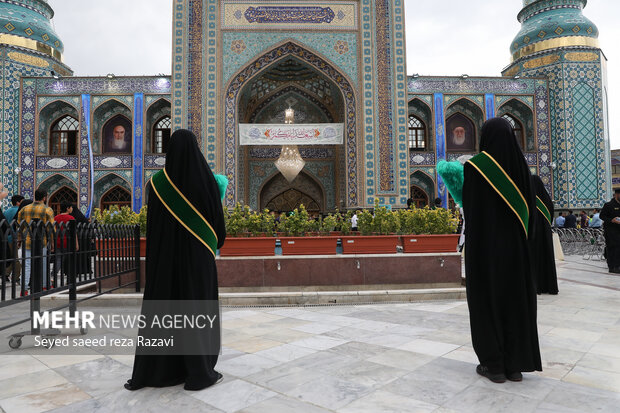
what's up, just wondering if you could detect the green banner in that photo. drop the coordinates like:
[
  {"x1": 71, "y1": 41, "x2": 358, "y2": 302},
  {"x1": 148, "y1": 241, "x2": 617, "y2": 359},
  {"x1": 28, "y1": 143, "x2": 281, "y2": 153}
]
[
  {"x1": 467, "y1": 151, "x2": 530, "y2": 238},
  {"x1": 536, "y1": 196, "x2": 552, "y2": 226},
  {"x1": 150, "y1": 169, "x2": 218, "y2": 257}
]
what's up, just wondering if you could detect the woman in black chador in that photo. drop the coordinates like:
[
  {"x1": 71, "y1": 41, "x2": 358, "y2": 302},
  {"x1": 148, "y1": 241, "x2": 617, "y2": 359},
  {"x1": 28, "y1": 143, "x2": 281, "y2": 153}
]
[
  {"x1": 125, "y1": 129, "x2": 226, "y2": 391},
  {"x1": 463, "y1": 117, "x2": 542, "y2": 383},
  {"x1": 530, "y1": 175, "x2": 559, "y2": 294}
]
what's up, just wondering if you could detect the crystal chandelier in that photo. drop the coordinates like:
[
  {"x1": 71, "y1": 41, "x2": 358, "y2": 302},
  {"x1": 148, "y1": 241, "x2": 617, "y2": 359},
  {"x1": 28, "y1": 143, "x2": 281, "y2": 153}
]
[{"x1": 275, "y1": 108, "x2": 305, "y2": 182}]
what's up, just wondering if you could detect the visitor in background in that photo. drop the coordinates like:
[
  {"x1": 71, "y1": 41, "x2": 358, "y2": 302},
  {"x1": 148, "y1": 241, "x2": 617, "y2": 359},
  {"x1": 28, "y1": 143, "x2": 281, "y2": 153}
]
[
  {"x1": 590, "y1": 208, "x2": 602, "y2": 228},
  {"x1": 0, "y1": 184, "x2": 8, "y2": 281},
  {"x1": 564, "y1": 210, "x2": 577, "y2": 228},
  {"x1": 555, "y1": 212, "x2": 565, "y2": 228},
  {"x1": 17, "y1": 189, "x2": 55, "y2": 293},
  {"x1": 351, "y1": 212, "x2": 358, "y2": 232},
  {"x1": 600, "y1": 189, "x2": 620, "y2": 274},
  {"x1": 462, "y1": 117, "x2": 541, "y2": 384},
  {"x1": 126, "y1": 129, "x2": 226, "y2": 391},
  {"x1": 4, "y1": 194, "x2": 24, "y2": 281},
  {"x1": 406, "y1": 198, "x2": 413, "y2": 209},
  {"x1": 433, "y1": 197, "x2": 442, "y2": 209},
  {"x1": 579, "y1": 211, "x2": 589, "y2": 228},
  {"x1": 530, "y1": 175, "x2": 558, "y2": 295},
  {"x1": 54, "y1": 202, "x2": 78, "y2": 279}
]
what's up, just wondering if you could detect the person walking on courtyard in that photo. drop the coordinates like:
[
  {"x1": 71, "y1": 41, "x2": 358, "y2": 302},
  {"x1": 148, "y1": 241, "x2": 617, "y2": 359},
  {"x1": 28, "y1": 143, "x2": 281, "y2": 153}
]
[
  {"x1": 4, "y1": 194, "x2": 24, "y2": 281},
  {"x1": 530, "y1": 175, "x2": 558, "y2": 295},
  {"x1": 462, "y1": 117, "x2": 542, "y2": 383},
  {"x1": 125, "y1": 129, "x2": 226, "y2": 391},
  {"x1": 555, "y1": 212, "x2": 565, "y2": 228},
  {"x1": 600, "y1": 189, "x2": 620, "y2": 274}
]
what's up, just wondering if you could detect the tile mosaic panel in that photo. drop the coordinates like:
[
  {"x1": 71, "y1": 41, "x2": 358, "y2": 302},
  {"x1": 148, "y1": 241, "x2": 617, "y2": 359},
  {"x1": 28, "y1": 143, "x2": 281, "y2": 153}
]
[
  {"x1": 92, "y1": 156, "x2": 132, "y2": 169},
  {"x1": 38, "y1": 96, "x2": 80, "y2": 111},
  {"x1": 36, "y1": 171, "x2": 78, "y2": 187},
  {"x1": 36, "y1": 156, "x2": 78, "y2": 170},
  {"x1": 409, "y1": 152, "x2": 436, "y2": 166},
  {"x1": 79, "y1": 94, "x2": 93, "y2": 215},
  {"x1": 222, "y1": 32, "x2": 358, "y2": 85},
  {"x1": 34, "y1": 77, "x2": 171, "y2": 96},
  {"x1": 144, "y1": 155, "x2": 167, "y2": 168},
  {"x1": 249, "y1": 147, "x2": 334, "y2": 159},
  {"x1": 133, "y1": 93, "x2": 144, "y2": 212},
  {"x1": 408, "y1": 77, "x2": 537, "y2": 95},
  {"x1": 94, "y1": 170, "x2": 132, "y2": 183},
  {"x1": 572, "y1": 82, "x2": 598, "y2": 200},
  {"x1": 204, "y1": 0, "x2": 218, "y2": 168},
  {"x1": 171, "y1": 0, "x2": 186, "y2": 129}
]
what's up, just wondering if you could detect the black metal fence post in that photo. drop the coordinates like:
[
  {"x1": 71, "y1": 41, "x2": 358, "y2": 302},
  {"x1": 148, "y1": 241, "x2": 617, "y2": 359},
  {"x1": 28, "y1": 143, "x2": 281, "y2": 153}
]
[
  {"x1": 134, "y1": 224, "x2": 141, "y2": 293},
  {"x1": 68, "y1": 221, "x2": 78, "y2": 317}
]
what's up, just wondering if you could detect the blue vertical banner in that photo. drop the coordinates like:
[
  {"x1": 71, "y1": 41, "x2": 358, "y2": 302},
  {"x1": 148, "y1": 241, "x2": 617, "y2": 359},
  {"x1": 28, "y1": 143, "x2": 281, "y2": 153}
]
[
  {"x1": 434, "y1": 93, "x2": 448, "y2": 208},
  {"x1": 133, "y1": 93, "x2": 144, "y2": 213},
  {"x1": 80, "y1": 94, "x2": 94, "y2": 216},
  {"x1": 485, "y1": 94, "x2": 496, "y2": 120}
]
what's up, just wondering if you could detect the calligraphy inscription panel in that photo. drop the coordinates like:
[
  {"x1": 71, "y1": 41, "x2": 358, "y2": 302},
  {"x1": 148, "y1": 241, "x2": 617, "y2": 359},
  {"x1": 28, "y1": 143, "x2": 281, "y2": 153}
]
[{"x1": 222, "y1": 1, "x2": 358, "y2": 30}]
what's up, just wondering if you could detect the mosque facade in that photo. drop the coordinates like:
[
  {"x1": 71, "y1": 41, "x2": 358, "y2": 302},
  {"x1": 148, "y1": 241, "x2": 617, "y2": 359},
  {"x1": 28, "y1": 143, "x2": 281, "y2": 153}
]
[{"x1": 0, "y1": 0, "x2": 611, "y2": 215}]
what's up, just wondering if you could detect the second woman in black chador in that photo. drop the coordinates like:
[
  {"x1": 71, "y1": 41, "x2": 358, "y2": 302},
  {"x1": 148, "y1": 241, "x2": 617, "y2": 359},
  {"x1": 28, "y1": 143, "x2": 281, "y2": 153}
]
[{"x1": 463, "y1": 117, "x2": 542, "y2": 383}]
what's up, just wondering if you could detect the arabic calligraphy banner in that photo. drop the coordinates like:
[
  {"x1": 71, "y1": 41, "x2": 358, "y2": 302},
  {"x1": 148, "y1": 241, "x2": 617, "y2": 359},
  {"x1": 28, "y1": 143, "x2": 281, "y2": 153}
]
[{"x1": 239, "y1": 124, "x2": 344, "y2": 145}]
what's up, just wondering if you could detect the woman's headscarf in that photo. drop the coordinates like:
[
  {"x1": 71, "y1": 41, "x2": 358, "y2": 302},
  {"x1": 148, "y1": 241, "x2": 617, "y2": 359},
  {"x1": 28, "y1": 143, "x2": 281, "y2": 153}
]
[
  {"x1": 162, "y1": 129, "x2": 225, "y2": 247},
  {"x1": 479, "y1": 117, "x2": 533, "y2": 206}
]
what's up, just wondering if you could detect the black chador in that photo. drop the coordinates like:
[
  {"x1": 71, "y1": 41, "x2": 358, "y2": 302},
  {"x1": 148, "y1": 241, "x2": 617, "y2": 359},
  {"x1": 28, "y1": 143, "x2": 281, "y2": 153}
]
[
  {"x1": 530, "y1": 175, "x2": 558, "y2": 294},
  {"x1": 600, "y1": 189, "x2": 620, "y2": 273},
  {"x1": 125, "y1": 129, "x2": 226, "y2": 391},
  {"x1": 463, "y1": 117, "x2": 542, "y2": 383}
]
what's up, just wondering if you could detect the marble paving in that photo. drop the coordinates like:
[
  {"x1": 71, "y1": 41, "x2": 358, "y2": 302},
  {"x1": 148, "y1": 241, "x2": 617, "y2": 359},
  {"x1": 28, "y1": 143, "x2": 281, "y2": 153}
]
[{"x1": 0, "y1": 256, "x2": 619, "y2": 412}]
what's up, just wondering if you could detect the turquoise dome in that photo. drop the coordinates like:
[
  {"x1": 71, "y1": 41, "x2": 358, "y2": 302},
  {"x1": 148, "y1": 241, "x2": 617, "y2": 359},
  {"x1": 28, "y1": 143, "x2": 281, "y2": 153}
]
[
  {"x1": 0, "y1": 0, "x2": 64, "y2": 58},
  {"x1": 511, "y1": 0, "x2": 599, "y2": 61}
]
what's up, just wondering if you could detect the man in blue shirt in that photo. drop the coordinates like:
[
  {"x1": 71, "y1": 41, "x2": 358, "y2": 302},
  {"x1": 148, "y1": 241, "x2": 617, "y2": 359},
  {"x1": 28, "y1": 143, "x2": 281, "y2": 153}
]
[
  {"x1": 590, "y1": 208, "x2": 602, "y2": 228},
  {"x1": 555, "y1": 212, "x2": 565, "y2": 228},
  {"x1": 4, "y1": 194, "x2": 24, "y2": 282}
]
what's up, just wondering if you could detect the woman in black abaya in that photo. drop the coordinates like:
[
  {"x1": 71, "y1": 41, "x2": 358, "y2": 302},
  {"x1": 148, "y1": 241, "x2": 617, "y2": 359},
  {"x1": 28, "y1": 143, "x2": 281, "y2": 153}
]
[
  {"x1": 463, "y1": 117, "x2": 542, "y2": 383},
  {"x1": 530, "y1": 175, "x2": 558, "y2": 295},
  {"x1": 125, "y1": 129, "x2": 226, "y2": 391}
]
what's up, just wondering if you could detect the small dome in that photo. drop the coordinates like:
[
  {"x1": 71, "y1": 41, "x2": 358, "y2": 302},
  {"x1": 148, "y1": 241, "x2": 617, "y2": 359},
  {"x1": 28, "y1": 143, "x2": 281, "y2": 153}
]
[
  {"x1": 510, "y1": 0, "x2": 599, "y2": 61},
  {"x1": 0, "y1": 0, "x2": 64, "y2": 59}
]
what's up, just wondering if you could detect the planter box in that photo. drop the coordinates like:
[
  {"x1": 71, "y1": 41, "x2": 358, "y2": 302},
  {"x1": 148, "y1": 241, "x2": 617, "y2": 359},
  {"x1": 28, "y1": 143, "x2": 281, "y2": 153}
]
[
  {"x1": 219, "y1": 237, "x2": 275, "y2": 257},
  {"x1": 280, "y1": 236, "x2": 338, "y2": 255},
  {"x1": 341, "y1": 235, "x2": 400, "y2": 254},
  {"x1": 401, "y1": 234, "x2": 459, "y2": 253}
]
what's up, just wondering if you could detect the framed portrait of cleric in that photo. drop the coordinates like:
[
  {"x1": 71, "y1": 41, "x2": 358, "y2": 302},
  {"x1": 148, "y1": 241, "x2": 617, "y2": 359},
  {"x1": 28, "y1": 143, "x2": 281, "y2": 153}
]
[
  {"x1": 102, "y1": 115, "x2": 132, "y2": 154},
  {"x1": 446, "y1": 113, "x2": 476, "y2": 152}
]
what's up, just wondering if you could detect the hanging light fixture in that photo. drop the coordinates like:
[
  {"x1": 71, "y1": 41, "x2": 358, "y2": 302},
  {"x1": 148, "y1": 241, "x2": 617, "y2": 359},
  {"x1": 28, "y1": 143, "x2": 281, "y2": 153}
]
[{"x1": 275, "y1": 108, "x2": 305, "y2": 182}]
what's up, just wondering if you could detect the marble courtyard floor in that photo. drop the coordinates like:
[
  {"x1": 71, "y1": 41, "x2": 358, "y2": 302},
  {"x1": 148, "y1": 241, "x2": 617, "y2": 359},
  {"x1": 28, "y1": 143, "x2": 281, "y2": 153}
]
[{"x1": 0, "y1": 256, "x2": 619, "y2": 413}]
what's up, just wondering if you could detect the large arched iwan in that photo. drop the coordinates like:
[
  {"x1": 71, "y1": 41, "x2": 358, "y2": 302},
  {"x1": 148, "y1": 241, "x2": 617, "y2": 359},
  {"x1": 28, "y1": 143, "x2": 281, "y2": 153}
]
[{"x1": 223, "y1": 41, "x2": 357, "y2": 208}]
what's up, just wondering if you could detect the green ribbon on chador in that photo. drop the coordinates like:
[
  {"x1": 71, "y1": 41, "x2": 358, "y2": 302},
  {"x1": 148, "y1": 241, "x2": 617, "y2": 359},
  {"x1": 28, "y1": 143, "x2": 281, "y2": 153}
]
[
  {"x1": 467, "y1": 151, "x2": 530, "y2": 238},
  {"x1": 150, "y1": 169, "x2": 218, "y2": 258},
  {"x1": 536, "y1": 196, "x2": 552, "y2": 226}
]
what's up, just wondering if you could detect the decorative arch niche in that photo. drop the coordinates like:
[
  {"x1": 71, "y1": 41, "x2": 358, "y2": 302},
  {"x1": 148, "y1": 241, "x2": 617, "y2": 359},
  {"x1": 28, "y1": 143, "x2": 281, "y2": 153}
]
[
  {"x1": 92, "y1": 99, "x2": 132, "y2": 154},
  {"x1": 38, "y1": 101, "x2": 79, "y2": 155},
  {"x1": 445, "y1": 98, "x2": 484, "y2": 152},
  {"x1": 93, "y1": 174, "x2": 132, "y2": 211},
  {"x1": 224, "y1": 41, "x2": 358, "y2": 208},
  {"x1": 145, "y1": 98, "x2": 171, "y2": 153},
  {"x1": 498, "y1": 98, "x2": 535, "y2": 152},
  {"x1": 408, "y1": 99, "x2": 432, "y2": 151},
  {"x1": 259, "y1": 171, "x2": 325, "y2": 212},
  {"x1": 410, "y1": 170, "x2": 435, "y2": 203}
]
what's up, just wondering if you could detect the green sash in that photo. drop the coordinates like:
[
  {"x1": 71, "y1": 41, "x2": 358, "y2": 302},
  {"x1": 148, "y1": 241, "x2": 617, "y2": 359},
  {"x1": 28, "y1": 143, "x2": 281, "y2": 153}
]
[
  {"x1": 536, "y1": 196, "x2": 552, "y2": 226},
  {"x1": 467, "y1": 151, "x2": 530, "y2": 238},
  {"x1": 150, "y1": 169, "x2": 218, "y2": 258}
]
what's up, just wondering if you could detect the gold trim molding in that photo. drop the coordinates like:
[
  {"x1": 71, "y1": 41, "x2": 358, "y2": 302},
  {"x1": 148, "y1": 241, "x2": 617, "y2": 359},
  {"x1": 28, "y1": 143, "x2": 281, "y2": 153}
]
[
  {"x1": 7, "y1": 51, "x2": 49, "y2": 68},
  {"x1": 523, "y1": 54, "x2": 560, "y2": 69},
  {"x1": 565, "y1": 52, "x2": 599, "y2": 62},
  {"x1": 512, "y1": 36, "x2": 599, "y2": 61},
  {"x1": 0, "y1": 33, "x2": 62, "y2": 61}
]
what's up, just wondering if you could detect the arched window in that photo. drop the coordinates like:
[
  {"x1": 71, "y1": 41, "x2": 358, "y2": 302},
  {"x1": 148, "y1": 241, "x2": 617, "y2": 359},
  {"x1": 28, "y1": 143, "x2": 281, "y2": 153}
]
[
  {"x1": 100, "y1": 186, "x2": 132, "y2": 210},
  {"x1": 153, "y1": 116, "x2": 171, "y2": 154},
  {"x1": 502, "y1": 113, "x2": 525, "y2": 150},
  {"x1": 50, "y1": 115, "x2": 79, "y2": 156},
  {"x1": 410, "y1": 185, "x2": 429, "y2": 208},
  {"x1": 49, "y1": 186, "x2": 78, "y2": 216},
  {"x1": 408, "y1": 115, "x2": 426, "y2": 150}
]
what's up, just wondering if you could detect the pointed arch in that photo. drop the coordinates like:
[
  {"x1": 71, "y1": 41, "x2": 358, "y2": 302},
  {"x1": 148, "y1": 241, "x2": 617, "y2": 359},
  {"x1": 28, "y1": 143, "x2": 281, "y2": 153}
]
[
  {"x1": 223, "y1": 41, "x2": 358, "y2": 208},
  {"x1": 93, "y1": 173, "x2": 132, "y2": 211},
  {"x1": 410, "y1": 170, "x2": 436, "y2": 202},
  {"x1": 258, "y1": 170, "x2": 326, "y2": 212},
  {"x1": 497, "y1": 98, "x2": 535, "y2": 152}
]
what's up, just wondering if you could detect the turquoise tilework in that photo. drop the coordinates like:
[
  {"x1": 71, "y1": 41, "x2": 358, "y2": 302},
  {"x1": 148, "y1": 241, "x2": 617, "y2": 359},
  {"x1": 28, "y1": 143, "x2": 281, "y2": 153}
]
[
  {"x1": 222, "y1": 32, "x2": 358, "y2": 86},
  {"x1": 572, "y1": 82, "x2": 598, "y2": 200}
]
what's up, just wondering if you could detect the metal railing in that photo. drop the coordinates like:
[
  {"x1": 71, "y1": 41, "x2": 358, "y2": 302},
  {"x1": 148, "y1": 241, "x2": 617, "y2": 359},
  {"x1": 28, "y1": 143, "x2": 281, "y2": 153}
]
[
  {"x1": 554, "y1": 227, "x2": 605, "y2": 260},
  {"x1": 0, "y1": 220, "x2": 140, "y2": 348}
]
